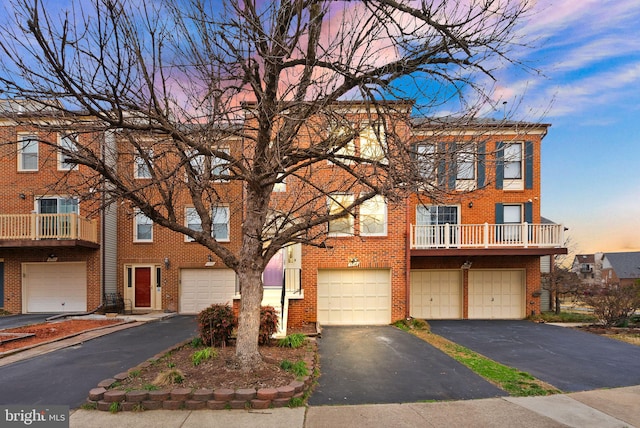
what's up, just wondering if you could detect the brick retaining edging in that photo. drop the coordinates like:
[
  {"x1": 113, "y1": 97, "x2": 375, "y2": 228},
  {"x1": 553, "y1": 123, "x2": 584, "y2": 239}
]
[{"x1": 85, "y1": 338, "x2": 318, "y2": 411}]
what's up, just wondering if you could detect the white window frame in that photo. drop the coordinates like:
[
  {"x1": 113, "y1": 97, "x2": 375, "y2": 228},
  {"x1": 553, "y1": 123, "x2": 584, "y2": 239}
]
[
  {"x1": 211, "y1": 147, "x2": 230, "y2": 182},
  {"x1": 18, "y1": 133, "x2": 38, "y2": 171},
  {"x1": 328, "y1": 124, "x2": 355, "y2": 165},
  {"x1": 328, "y1": 194, "x2": 354, "y2": 236},
  {"x1": 134, "y1": 210, "x2": 153, "y2": 242},
  {"x1": 359, "y1": 122, "x2": 387, "y2": 162},
  {"x1": 134, "y1": 149, "x2": 153, "y2": 179},
  {"x1": 416, "y1": 143, "x2": 437, "y2": 181},
  {"x1": 58, "y1": 132, "x2": 78, "y2": 171},
  {"x1": 503, "y1": 143, "x2": 522, "y2": 180},
  {"x1": 184, "y1": 207, "x2": 203, "y2": 242},
  {"x1": 456, "y1": 145, "x2": 475, "y2": 180},
  {"x1": 502, "y1": 204, "x2": 522, "y2": 241},
  {"x1": 212, "y1": 205, "x2": 230, "y2": 242},
  {"x1": 360, "y1": 195, "x2": 387, "y2": 236}
]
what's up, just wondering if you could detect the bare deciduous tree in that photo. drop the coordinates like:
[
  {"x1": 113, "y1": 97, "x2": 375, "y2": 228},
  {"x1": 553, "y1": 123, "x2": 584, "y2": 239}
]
[{"x1": 0, "y1": 0, "x2": 533, "y2": 369}]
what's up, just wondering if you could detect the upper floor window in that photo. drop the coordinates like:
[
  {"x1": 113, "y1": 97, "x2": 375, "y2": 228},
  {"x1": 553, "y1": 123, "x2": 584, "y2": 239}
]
[
  {"x1": 360, "y1": 195, "x2": 387, "y2": 236},
  {"x1": 328, "y1": 194, "x2": 354, "y2": 236},
  {"x1": 503, "y1": 143, "x2": 522, "y2": 179},
  {"x1": 456, "y1": 145, "x2": 475, "y2": 180},
  {"x1": 185, "y1": 207, "x2": 203, "y2": 242},
  {"x1": 58, "y1": 132, "x2": 78, "y2": 171},
  {"x1": 359, "y1": 122, "x2": 386, "y2": 162},
  {"x1": 212, "y1": 205, "x2": 230, "y2": 241},
  {"x1": 211, "y1": 147, "x2": 230, "y2": 181},
  {"x1": 134, "y1": 210, "x2": 153, "y2": 242},
  {"x1": 134, "y1": 149, "x2": 153, "y2": 179},
  {"x1": 328, "y1": 124, "x2": 356, "y2": 165},
  {"x1": 416, "y1": 143, "x2": 437, "y2": 181},
  {"x1": 501, "y1": 204, "x2": 522, "y2": 241},
  {"x1": 18, "y1": 133, "x2": 38, "y2": 171}
]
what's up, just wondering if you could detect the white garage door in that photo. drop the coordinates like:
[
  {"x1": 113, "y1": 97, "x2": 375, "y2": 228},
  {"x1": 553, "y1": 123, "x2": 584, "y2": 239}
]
[
  {"x1": 410, "y1": 270, "x2": 461, "y2": 319},
  {"x1": 469, "y1": 270, "x2": 524, "y2": 319},
  {"x1": 180, "y1": 269, "x2": 237, "y2": 314},
  {"x1": 317, "y1": 269, "x2": 390, "y2": 325},
  {"x1": 23, "y1": 262, "x2": 87, "y2": 313}
]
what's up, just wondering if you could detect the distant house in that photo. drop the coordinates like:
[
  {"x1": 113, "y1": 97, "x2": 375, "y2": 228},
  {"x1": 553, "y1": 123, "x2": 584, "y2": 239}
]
[
  {"x1": 571, "y1": 253, "x2": 602, "y2": 285},
  {"x1": 600, "y1": 252, "x2": 640, "y2": 287}
]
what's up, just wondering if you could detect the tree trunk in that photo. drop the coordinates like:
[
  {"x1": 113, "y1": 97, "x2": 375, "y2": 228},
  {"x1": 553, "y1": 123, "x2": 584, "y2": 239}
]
[
  {"x1": 555, "y1": 289, "x2": 561, "y2": 315},
  {"x1": 235, "y1": 266, "x2": 264, "y2": 369}
]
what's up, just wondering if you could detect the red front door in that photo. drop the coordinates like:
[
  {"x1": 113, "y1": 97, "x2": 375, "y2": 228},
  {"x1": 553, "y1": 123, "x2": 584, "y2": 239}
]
[{"x1": 135, "y1": 267, "x2": 151, "y2": 308}]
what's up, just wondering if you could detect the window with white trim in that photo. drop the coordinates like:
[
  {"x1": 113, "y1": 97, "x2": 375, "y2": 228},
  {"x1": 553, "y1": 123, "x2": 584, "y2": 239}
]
[
  {"x1": 134, "y1": 149, "x2": 153, "y2": 179},
  {"x1": 212, "y1": 205, "x2": 230, "y2": 241},
  {"x1": 58, "y1": 132, "x2": 78, "y2": 170},
  {"x1": 504, "y1": 143, "x2": 522, "y2": 179},
  {"x1": 360, "y1": 195, "x2": 387, "y2": 236},
  {"x1": 502, "y1": 204, "x2": 522, "y2": 241},
  {"x1": 456, "y1": 145, "x2": 475, "y2": 180},
  {"x1": 211, "y1": 147, "x2": 230, "y2": 181},
  {"x1": 328, "y1": 124, "x2": 355, "y2": 164},
  {"x1": 18, "y1": 133, "x2": 38, "y2": 171},
  {"x1": 134, "y1": 210, "x2": 153, "y2": 242},
  {"x1": 359, "y1": 122, "x2": 386, "y2": 162},
  {"x1": 328, "y1": 194, "x2": 354, "y2": 236},
  {"x1": 416, "y1": 143, "x2": 437, "y2": 181},
  {"x1": 185, "y1": 207, "x2": 203, "y2": 242}
]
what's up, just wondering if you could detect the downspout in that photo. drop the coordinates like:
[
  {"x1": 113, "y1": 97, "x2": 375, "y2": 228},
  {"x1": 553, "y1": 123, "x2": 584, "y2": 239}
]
[{"x1": 405, "y1": 196, "x2": 411, "y2": 319}]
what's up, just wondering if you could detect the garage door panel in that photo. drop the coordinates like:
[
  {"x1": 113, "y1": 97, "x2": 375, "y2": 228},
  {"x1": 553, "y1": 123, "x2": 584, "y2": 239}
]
[
  {"x1": 410, "y1": 270, "x2": 461, "y2": 319},
  {"x1": 180, "y1": 269, "x2": 236, "y2": 314},
  {"x1": 469, "y1": 270, "x2": 523, "y2": 319},
  {"x1": 24, "y1": 263, "x2": 87, "y2": 313},
  {"x1": 317, "y1": 270, "x2": 390, "y2": 325}
]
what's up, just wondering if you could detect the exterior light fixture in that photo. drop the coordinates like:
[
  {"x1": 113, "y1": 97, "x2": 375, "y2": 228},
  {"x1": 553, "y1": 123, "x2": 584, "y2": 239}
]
[{"x1": 164, "y1": 257, "x2": 170, "y2": 269}]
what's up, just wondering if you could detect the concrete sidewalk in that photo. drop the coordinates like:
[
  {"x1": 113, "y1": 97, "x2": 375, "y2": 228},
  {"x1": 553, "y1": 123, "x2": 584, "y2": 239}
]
[{"x1": 70, "y1": 385, "x2": 640, "y2": 428}]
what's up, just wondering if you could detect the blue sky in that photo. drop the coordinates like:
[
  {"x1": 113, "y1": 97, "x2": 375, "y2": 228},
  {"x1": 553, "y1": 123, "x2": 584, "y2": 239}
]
[
  {"x1": 0, "y1": 0, "x2": 637, "y2": 256},
  {"x1": 497, "y1": 0, "x2": 640, "y2": 255}
]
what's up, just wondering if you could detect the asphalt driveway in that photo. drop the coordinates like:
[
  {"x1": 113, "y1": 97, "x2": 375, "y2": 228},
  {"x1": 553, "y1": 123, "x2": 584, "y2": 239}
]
[
  {"x1": 308, "y1": 326, "x2": 506, "y2": 406},
  {"x1": 0, "y1": 314, "x2": 58, "y2": 329},
  {"x1": 0, "y1": 315, "x2": 197, "y2": 407},
  {"x1": 429, "y1": 320, "x2": 640, "y2": 392}
]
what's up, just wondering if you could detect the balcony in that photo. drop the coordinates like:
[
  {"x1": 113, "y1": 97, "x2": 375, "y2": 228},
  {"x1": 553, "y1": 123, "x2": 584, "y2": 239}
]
[
  {"x1": 0, "y1": 213, "x2": 99, "y2": 248},
  {"x1": 410, "y1": 223, "x2": 566, "y2": 256}
]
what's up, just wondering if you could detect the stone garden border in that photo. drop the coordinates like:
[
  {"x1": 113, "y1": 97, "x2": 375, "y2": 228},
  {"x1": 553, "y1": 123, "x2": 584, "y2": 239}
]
[{"x1": 85, "y1": 338, "x2": 318, "y2": 411}]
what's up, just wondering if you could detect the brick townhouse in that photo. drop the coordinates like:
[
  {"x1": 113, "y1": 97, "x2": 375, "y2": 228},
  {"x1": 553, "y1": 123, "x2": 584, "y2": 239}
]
[
  {"x1": 0, "y1": 101, "x2": 567, "y2": 333},
  {"x1": 0, "y1": 101, "x2": 116, "y2": 314}
]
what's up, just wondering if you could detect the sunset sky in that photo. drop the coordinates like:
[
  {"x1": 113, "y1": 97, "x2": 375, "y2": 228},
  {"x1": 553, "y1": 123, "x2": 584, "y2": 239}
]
[
  {"x1": 495, "y1": 0, "x2": 640, "y2": 256},
  {"x1": 1, "y1": 0, "x2": 638, "y2": 257}
]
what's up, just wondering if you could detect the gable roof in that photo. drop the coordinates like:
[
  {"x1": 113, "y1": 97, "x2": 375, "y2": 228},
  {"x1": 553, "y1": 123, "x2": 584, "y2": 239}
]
[
  {"x1": 602, "y1": 251, "x2": 640, "y2": 279},
  {"x1": 575, "y1": 254, "x2": 595, "y2": 264}
]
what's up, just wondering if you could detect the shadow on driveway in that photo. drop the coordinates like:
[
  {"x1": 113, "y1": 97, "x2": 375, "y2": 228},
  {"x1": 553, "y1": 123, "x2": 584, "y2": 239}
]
[
  {"x1": 308, "y1": 325, "x2": 505, "y2": 406},
  {"x1": 429, "y1": 320, "x2": 640, "y2": 392}
]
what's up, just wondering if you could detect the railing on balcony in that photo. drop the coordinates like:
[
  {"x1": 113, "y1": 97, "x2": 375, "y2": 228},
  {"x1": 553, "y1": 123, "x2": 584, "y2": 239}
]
[
  {"x1": 411, "y1": 223, "x2": 564, "y2": 249},
  {"x1": 0, "y1": 213, "x2": 98, "y2": 243}
]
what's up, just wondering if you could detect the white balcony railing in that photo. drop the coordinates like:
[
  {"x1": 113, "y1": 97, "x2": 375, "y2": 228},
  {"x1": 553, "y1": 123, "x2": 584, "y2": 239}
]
[
  {"x1": 0, "y1": 213, "x2": 98, "y2": 243},
  {"x1": 411, "y1": 223, "x2": 564, "y2": 249}
]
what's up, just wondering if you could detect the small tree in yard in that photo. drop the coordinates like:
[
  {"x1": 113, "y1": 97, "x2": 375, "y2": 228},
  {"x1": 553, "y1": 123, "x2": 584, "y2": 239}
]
[
  {"x1": 542, "y1": 265, "x2": 582, "y2": 315},
  {"x1": 0, "y1": 0, "x2": 535, "y2": 369},
  {"x1": 582, "y1": 281, "x2": 640, "y2": 327}
]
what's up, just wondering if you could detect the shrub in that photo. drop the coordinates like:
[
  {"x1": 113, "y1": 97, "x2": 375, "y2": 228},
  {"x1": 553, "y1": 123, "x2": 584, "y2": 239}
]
[
  {"x1": 259, "y1": 305, "x2": 279, "y2": 345},
  {"x1": 278, "y1": 333, "x2": 306, "y2": 348},
  {"x1": 582, "y1": 282, "x2": 640, "y2": 327},
  {"x1": 197, "y1": 303, "x2": 237, "y2": 347}
]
